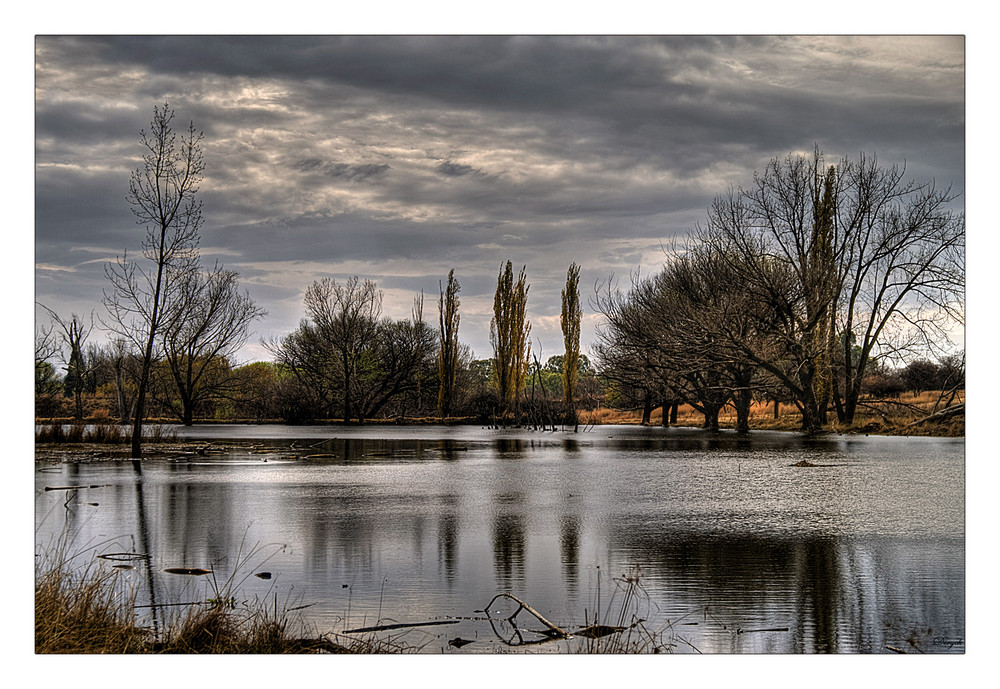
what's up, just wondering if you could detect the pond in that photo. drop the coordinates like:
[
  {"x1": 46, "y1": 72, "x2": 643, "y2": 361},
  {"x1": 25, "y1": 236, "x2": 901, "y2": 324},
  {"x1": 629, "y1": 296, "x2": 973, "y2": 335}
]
[{"x1": 34, "y1": 425, "x2": 965, "y2": 654}]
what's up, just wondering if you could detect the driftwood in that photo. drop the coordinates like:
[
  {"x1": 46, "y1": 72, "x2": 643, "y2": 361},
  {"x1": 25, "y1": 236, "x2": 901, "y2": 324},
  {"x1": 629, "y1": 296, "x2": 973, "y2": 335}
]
[
  {"x1": 45, "y1": 484, "x2": 111, "y2": 491},
  {"x1": 342, "y1": 619, "x2": 459, "y2": 634},
  {"x1": 737, "y1": 627, "x2": 789, "y2": 634},
  {"x1": 483, "y1": 593, "x2": 569, "y2": 639}
]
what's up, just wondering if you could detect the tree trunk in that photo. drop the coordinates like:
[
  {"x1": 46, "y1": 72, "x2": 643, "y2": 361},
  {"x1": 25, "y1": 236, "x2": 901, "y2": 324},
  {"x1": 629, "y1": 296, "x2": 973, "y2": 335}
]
[
  {"x1": 842, "y1": 375, "x2": 864, "y2": 426},
  {"x1": 702, "y1": 404, "x2": 720, "y2": 432},
  {"x1": 734, "y1": 389, "x2": 751, "y2": 434},
  {"x1": 74, "y1": 390, "x2": 84, "y2": 421}
]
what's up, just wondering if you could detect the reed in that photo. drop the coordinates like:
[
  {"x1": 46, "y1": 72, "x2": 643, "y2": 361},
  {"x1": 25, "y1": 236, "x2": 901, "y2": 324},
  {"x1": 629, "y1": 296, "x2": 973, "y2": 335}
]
[
  {"x1": 35, "y1": 422, "x2": 178, "y2": 445},
  {"x1": 34, "y1": 539, "x2": 395, "y2": 654}
]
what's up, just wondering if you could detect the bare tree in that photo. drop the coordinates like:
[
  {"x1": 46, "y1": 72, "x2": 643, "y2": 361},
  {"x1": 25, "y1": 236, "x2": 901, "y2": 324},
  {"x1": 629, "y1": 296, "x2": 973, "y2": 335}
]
[
  {"x1": 38, "y1": 306, "x2": 95, "y2": 420},
  {"x1": 89, "y1": 337, "x2": 142, "y2": 424},
  {"x1": 305, "y1": 277, "x2": 382, "y2": 423},
  {"x1": 699, "y1": 150, "x2": 850, "y2": 432},
  {"x1": 103, "y1": 103, "x2": 204, "y2": 457},
  {"x1": 832, "y1": 154, "x2": 965, "y2": 423},
  {"x1": 159, "y1": 265, "x2": 265, "y2": 424},
  {"x1": 35, "y1": 313, "x2": 62, "y2": 416},
  {"x1": 701, "y1": 148, "x2": 964, "y2": 431},
  {"x1": 267, "y1": 277, "x2": 434, "y2": 423}
]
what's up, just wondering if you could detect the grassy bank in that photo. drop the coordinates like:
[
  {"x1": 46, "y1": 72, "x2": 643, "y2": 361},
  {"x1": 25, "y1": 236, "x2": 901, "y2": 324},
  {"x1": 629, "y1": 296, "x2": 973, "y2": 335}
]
[{"x1": 579, "y1": 389, "x2": 964, "y2": 437}]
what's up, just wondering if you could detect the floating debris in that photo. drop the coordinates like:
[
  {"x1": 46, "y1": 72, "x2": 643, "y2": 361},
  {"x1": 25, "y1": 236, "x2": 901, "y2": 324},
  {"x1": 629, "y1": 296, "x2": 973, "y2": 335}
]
[
  {"x1": 573, "y1": 624, "x2": 626, "y2": 639},
  {"x1": 44, "y1": 484, "x2": 111, "y2": 491},
  {"x1": 737, "y1": 627, "x2": 789, "y2": 634},
  {"x1": 163, "y1": 567, "x2": 213, "y2": 576},
  {"x1": 97, "y1": 552, "x2": 146, "y2": 562}
]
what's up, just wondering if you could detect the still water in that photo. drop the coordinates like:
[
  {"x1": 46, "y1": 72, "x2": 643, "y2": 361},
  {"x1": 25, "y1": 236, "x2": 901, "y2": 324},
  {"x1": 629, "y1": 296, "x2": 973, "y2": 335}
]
[{"x1": 34, "y1": 425, "x2": 965, "y2": 654}]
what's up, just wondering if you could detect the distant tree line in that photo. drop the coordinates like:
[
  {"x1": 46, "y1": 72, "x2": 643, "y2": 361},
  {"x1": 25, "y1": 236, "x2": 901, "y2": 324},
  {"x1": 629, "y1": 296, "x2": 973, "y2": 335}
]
[{"x1": 35, "y1": 261, "x2": 603, "y2": 428}]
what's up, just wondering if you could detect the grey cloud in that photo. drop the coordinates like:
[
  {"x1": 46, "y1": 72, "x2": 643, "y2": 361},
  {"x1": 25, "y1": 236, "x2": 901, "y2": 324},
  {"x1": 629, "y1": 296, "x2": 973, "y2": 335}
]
[
  {"x1": 34, "y1": 35, "x2": 965, "y2": 359},
  {"x1": 436, "y1": 161, "x2": 482, "y2": 177},
  {"x1": 293, "y1": 159, "x2": 391, "y2": 181}
]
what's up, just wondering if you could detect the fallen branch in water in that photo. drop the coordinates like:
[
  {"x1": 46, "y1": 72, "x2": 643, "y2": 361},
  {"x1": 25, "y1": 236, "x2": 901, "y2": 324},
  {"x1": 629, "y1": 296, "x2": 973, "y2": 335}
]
[
  {"x1": 342, "y1": 619, "x2": 459, "y2": 634},
  {"x1": 44, "y1": 484, "x2": 111, "y2": 491},
  {"x1": 483, "y1": 592, "x2": 569, "y2": 639}
]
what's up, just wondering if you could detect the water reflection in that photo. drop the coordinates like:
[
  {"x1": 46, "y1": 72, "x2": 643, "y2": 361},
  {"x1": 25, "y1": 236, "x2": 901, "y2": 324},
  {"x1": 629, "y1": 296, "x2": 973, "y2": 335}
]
[
  {"x1": 560, "y1": 515, "x2": 581, "y2": 594},
  {"x1": 35, "y1": 426, "x2": 964, "y2": 654},
  {"x1": 437, "y1": 512, "x2": 459, "y2": 583},
  {"x1": 492, "y1": 494, "x2": 526, "y2": 588},
  {"x1": 615, "y1": 530, "x2": 964, "y2": 653}
]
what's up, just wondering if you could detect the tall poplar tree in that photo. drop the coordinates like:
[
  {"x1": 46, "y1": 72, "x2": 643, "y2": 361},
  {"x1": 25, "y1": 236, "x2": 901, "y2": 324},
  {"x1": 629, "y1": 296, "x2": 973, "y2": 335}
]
[
  {"x1": 490, "y1": 261, "x2": 531, "y2": 421},
  {"x1": 437, "y1": 269, "x2": 461, "y2": 418},
  {"x1": 809, "y1": 165, "x2": 837, "y2": 423},
  {"x1": 560, "y1": 262, "x2": 582, "y2": 428}
]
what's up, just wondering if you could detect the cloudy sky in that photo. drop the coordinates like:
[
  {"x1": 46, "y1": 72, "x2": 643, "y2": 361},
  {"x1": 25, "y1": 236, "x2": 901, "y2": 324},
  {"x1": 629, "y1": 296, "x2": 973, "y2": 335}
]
[{"x1": 33, "y1": 34, "x2": 965, "y2": 364}]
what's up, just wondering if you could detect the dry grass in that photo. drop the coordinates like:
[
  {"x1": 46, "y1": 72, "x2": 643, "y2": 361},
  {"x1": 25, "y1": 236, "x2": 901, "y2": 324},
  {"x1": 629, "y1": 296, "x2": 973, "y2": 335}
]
[
  {"x1": 35, "y1": 559, "x2": 151, "y2": 653},
  {"x1": 34, "y1": 544, "x2": 401, "y2": 654},
  {"x1": 577, "y1": 389, "x2": 964, "y2": 437},
  {"x1": 35, "y1": 421, "x2": 178, "y2": 445}
]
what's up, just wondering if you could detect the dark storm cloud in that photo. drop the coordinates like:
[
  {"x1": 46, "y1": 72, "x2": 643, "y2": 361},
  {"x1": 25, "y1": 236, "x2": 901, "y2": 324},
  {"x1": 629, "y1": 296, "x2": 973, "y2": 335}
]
[{"x1": 34, "y1": 35, "x2": 965, "y2": 359}]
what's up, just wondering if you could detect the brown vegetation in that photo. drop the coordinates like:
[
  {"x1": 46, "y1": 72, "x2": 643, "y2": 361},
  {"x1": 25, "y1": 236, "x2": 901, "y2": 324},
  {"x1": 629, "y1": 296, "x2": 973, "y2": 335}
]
[
  {"x1": 35, "y1": 554, "x2": 404, "y2": 654},
  {"x1": 579, "y1": 389, "x2": 963, "y2": 437}
]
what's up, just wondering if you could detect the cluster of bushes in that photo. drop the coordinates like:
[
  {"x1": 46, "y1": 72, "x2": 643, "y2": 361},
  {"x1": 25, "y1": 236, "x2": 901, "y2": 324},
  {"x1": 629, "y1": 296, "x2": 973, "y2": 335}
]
[{"x1": 863, "y1": 357, "x2": 965, "y2": 398}]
